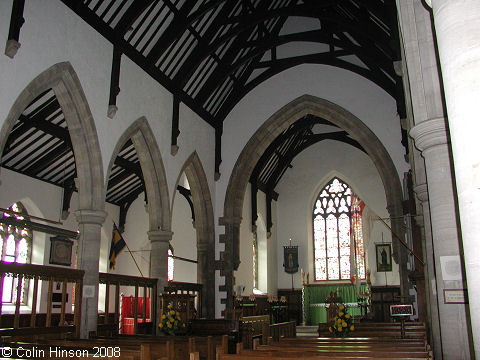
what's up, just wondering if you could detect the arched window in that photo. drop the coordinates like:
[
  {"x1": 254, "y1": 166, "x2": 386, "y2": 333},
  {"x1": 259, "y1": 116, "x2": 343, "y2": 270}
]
[
  {"x1": 313, "y1": 178, "x2": 365, "y2": 281},
  {"x1": 0, "y1": 202, "x2": 32, "y2": 304},
  {"x1": 167, "y1": 246, "x2": 174, "y2": 281}
]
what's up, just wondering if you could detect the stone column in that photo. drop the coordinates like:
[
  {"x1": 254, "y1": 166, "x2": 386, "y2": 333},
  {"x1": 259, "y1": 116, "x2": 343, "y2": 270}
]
[
  {"x1": 149, "y1": 229, "x2": 172, "y2": 287},
  {"x1": 426, "y1": 1, "x2": 480, "y2": 356},
  {"x1": 414, "y1": 183, "x2": 442, "y2": 360},
  {"x1": 410, "y1": 117, "x2": 470, "y2": 359},
  {"x1": 148, "y1": 229, "x2": 172, "y2": 333},
  {"x1": 197, "y1": 242, "x2": 211, "y2": 318},
  {"x1": 75, "y1": 209, "x2": 107, "y2": 339}
]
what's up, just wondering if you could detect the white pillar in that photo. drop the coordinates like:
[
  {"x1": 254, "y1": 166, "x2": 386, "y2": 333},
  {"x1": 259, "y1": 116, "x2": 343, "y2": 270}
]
[
  {"x1": 75, "y1": 209, "x2": 107, "y2": 339},
  {"x1": 410, "y1": 118, "x2": 471, "y2": 359},
  {"x1": 427, "y1": 1, "x2": 480, "y2": 356}
]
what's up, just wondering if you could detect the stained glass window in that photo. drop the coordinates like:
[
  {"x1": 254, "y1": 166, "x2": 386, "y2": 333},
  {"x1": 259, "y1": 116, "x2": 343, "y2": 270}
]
[
  {"x1": 1, "y1": 202, "x2": 32, "y2": 304},
  {"x1": 313, "y1": 178, "x2": 366, "y2": 281}
]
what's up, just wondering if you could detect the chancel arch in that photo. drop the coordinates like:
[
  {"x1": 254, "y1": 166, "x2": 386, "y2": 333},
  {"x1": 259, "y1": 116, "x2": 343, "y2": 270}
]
[{"x1": 221, "y1": 94, "x2": 405, "y2": 310}]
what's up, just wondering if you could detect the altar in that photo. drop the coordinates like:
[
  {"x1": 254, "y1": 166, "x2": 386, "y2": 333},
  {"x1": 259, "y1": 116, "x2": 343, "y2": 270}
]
[{"x1": 302, "y1": 284, "x2": 369, "y2": 325}]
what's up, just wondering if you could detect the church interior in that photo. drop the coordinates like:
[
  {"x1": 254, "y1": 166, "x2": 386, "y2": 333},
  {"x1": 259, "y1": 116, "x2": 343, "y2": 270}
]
[{"x1": 0, "y1": 1, "x2": 479, "y2": 359}]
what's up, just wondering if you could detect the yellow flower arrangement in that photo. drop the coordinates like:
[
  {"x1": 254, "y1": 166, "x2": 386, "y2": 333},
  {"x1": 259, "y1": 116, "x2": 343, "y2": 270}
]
[
  {"x1": 328, "y1": 304, "x2": 354, "y2": 338},
  {"x1": 159, "y1": 304, "x2": 184, "y2": 335}
]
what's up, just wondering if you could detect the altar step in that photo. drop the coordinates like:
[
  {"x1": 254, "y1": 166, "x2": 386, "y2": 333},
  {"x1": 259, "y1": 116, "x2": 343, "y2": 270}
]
[{"x1": 296, "y1": 325, "x2": 318, "y2": 337}]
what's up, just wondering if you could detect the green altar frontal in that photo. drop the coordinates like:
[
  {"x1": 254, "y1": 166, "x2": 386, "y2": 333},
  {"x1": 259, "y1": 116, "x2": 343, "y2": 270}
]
[{"x1": 303, "y1": 284, "x2": 368, "y2": 325}]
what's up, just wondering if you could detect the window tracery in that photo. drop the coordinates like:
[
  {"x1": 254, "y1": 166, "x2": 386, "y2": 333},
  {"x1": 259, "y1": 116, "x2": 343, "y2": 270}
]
[{"x1": 313, "y1": 178, "x2": 365, "y2": 281}]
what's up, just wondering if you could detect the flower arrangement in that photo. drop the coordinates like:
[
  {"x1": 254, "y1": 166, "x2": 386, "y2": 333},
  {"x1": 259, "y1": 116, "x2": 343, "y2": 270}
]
[
  {"x1": 158, "y1": 304, "x2": 185, "y2": 335},
  {"x1": 328, "y1": 304, "x2": 355, "y2": 337}
]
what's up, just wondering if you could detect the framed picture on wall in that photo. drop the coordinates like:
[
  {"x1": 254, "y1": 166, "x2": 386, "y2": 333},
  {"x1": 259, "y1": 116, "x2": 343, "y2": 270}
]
[
  {"x1": 49, "y1": 236, "x2": 73, "y2": 266},
  {"x1": 376, "y1": 243, "x2": 392, "y2": 272}
]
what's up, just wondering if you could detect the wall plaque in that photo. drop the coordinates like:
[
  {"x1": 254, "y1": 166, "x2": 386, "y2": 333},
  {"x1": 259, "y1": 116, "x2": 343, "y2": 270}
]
[
  {"x1": 49, "y1": 236, "x2": 73, "y2": 266},
  {"x1": 444, "y1": 289, "x2": 468, "y2": 304}
]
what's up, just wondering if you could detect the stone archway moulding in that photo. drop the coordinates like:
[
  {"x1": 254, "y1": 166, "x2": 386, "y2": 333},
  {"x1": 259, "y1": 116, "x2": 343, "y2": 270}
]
[
  {"x1": 221, "y1": 94, "x2": 405, "y2": 309},
  {"x1": 105, "y1": 116, "x2": 170, "y2": 233},
  {"x1": 0, "y1": 62, "x2": 106, "y2": 338},
  {"x1": 174, "y1": 151, "x2": 216, "y2": 318},
  {"x1": 0, "y1": 61, "x2": 104, "y2": 211}
]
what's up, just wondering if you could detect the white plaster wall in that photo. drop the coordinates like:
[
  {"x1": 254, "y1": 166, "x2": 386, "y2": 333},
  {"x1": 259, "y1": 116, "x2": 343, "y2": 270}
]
[
  {"x1": 235, "y1": 184, "x2": 278, "y2": 296},
  {"x1": 0, "y1": 1, "x2": 217, "y2": 314},
  {"x1": 0, "y1": 1, "x2": 216, "y2": 226},
  {"x1": 235, "y1": 183, "x2": 254, "y2": 296},
  {"x1": 215, "y1": 64, "x2": 408, "y2": 223},
  {"x1": 171, "y1": 186, "x2": 197, "y2": 283},
  {"x1": 214, "y1": 63, "x2": 408, "y2": 314},
  {"x1": 109, "y1": 196, "x2": 149, "y2": 279},
  {"x1": 275, "y1": 140, "x2": 400, "y2": 289}
]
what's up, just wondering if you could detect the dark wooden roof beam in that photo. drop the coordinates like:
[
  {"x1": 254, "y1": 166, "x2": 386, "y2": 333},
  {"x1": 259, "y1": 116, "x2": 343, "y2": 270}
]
[
  {"x1": 60, "y1": 0, "x2": 216, "y2": 127},
  {"x1": 171, "y1": 1, "x2": 241, "y2": 88},
  {"x1": 177, "y1": 185, "x2": 195, "y2": 222},
  {"x1": 18, "y1": 113, "x2": 71, "y2": 145},
  {"x1": 5, "y1": 0, "x2": 25, "y2": 58},
  {"x1": 22, "y1": 142, "x2": 71, "y2": 176},
  {"x1": 114, "y1": 156, "x2": 143, "y2": 178},
  {"x1": 145, "y1": 0, "x2": 199, "y2": 63}
]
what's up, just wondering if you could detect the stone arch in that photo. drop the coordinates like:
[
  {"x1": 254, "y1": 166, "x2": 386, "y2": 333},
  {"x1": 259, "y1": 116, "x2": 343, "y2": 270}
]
[
  {"x1": 174, "y1": 151, "x2": 215, "y2": 318},
  {"x1": 106, "y1": 117, "x2": 170, "y2": 232},
  {"x1": 0, "y1": 61, "x2": 104, "y2": 211},
  {"x1": 221, "y1": 94, "x2": 405, "y2": 308},
  {"x1": 0, "y1": 62, "x2": 106, "y2": 337}
]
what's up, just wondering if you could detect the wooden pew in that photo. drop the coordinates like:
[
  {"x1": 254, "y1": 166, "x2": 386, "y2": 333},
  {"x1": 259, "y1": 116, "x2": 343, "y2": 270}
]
[
  {"x1": 251, "y1": 345, "x2": 431, "y2": 358},
  {"x1": 240, "y1": 315, "x2": 269, "y2": 348},
  {"x1": 318, "y1": 321, "x2": 427, "y2": 339},
  {"x1": 190, "y1": 319, "x2": 239, "y2": 353},
  {"x1": 269, "y1": 321, "x2": 296, "y2": 342},
  {"x1": 11, "y1": 333, "x2": 229, "y2": 360},
  {"x1": 0, "y1": 341, "x2": 141, "y2": 360}
]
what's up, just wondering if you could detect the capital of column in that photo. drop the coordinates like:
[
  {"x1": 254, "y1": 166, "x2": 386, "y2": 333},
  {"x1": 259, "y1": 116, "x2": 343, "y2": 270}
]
[
  {"x1": 74, "y1": 209, "x2": 107, "y2": 225},
  {"x1": 409, "y1": 117, "x2": 448, "y2": 153},
  {"x1": 414, "y1": 183, "x2": 429, "y2": 203},
  {"x1": 148, "y1": 230, "x2": 173, "y2": 243}
]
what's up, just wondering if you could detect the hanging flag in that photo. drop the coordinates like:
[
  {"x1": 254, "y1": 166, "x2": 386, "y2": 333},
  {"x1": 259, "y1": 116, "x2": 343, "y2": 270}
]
[
  {"x1": 283, "y1": 246, "x2": 299, "y2": 274},
  {"x1": 109, "y1": 223, "x2": 126, "y2": 270}
]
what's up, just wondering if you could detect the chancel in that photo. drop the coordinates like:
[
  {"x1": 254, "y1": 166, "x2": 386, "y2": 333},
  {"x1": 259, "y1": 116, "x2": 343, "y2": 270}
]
[{"x1": 0, "y1": 1, "x2": 479, "y2": 359}]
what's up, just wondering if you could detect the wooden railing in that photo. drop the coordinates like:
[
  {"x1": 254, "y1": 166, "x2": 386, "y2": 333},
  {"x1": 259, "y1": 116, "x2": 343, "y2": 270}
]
[
  {"x1": 163, "y1": 281, "x2": 203, "y2": 318},
  {"x1": 0, "y1": 261, "x2": 84, "y2": 339},
  {"x1": 98, "y1": 272, "x2": 157, "y2": 336}
]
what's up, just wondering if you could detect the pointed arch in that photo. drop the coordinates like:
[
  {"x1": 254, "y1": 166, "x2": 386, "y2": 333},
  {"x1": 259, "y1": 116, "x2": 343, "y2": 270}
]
[
  {"x1": 105, "y1": 117, "x2": 170, "y2": 232},
  {"x1": 174, "y1": 151, "x2": 215, "y2": 318},
  {"x1": 0, "y1": 62, "x2": 104, "y2": 211},
  {"x1": 221, "y1": 94, "x2": 405, "y2": 308}
]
